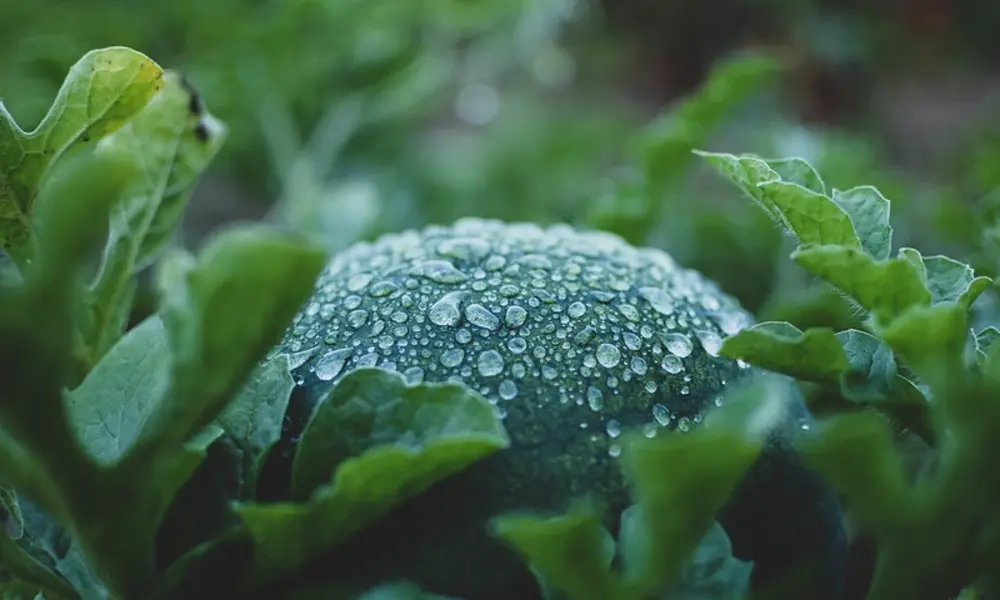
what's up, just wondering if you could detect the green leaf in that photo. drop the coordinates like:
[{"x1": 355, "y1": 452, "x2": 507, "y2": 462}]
[
  {"x1": 835, "y1": 330, "x2": 897, "y2": 402},
  {"x1": 830, "y1": 186, "x2": 893, "y2": 260},
  {"x1": 720, "y1": 321, "x2": 849, "y2": 381},
  {"x1": 491, "y1": 501, "x2": 620, "y2": 600},
  {"x1": 352, "y1": 582, "x2": 463, "y2": 600},
  {"x1": 0, "y1": 47, "x2": 163, "y2": 256},
  {"x1": 217, "y1": 354, "x2": 295, "y2": 496},
  {"x1": 65, "y1": 316, "x2": 170, "y2": 466},
  {"x1": 692, "y1": 151, "x2": 783, "y2": 222},
  {"x1": 766, "y1": 157, "x2": 826, "y2": 195},
  {"x1": 0, "y1": 530, "x2": 75, "y2": 599},
  {"x1": 800, "y1": 411, "x2": 911, "y2": 538},
  {"x1": 81, "y1": 72, "x2": 227, "y2": 364},
  {"x1": 876, "y1": 304, "x2": 968, "y2": 382},
  {"x1": 291, "y1": 368, "x2": 510, "y2": 498},
  {"x1": 129, "y1": 225, "x2": 325, "y2": 459},
  {"x1": 756, "y1": 180, "x2": 862, "y2": 248},
  {"x1": 791, "y1": 245, "x2": 930, "y2": 322},
  {"x1": 919, "y1": 255, "x2": 991, "y2": 308},
  {"x1": 617, "y1": 375, "x2": 768, "y2": 593},
  {"x1": 974, "y1": 327, "x2": 1000, "y2": 366},
  {"x1": 638, "y1": 518, "x2": 753, "y2": 600},
  {"x1": 235, "y1": 368, "x2": 509, "y2": 579},
  {"x1": 0, "y1": 489, "x2": 21, "y2": 541}
]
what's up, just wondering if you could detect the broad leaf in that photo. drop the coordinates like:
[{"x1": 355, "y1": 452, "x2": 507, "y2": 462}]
[
  {"x1": 835, "y1": 330, "x2": 897, "y2": 402},
  {"x1": 831, "y1": 186, "x2": 893, "y2": 260},
  {"x1": 918, "y1": 255, "x2": 991, "y2": 308},
  {"x1": 757, "y1": 180, "x2": 862, "y2": 249},
  {"x1": 791, "y1": 245, "x2": 930, "y2": 322},
  {"x1": 131, "y1": 225, "x2": 325, "y2": 458},
  {"x1": 491, "y1": 501, "x2": 619, "y2": 600},
  {"x1": 692, "y1": 151, "x2": 783, "y2": 223},
  {"x1": 720, "y1": 322, "x2": 849, "y2": 381},
  {"x1": 235, "y1": 369, "x2": 509, "y2": 578},
  {"x1": 291, "y1": 368, "x2": 510, "y2": 498},
  {"x1": 766, "y1": 157, "x2": 826, "y2": 195},
  {"x1": 217, "y1": 355, "x2": 295, "y2": 496},
  {"x1": 0, "y1": 47, "x2": 163, "y2": 255},
  {"x1": 65, "y1": 316, "x2": 170, "y2": 466},
  {"x1": 82, "y1": 72, "x2": 227, "y2": 364}
]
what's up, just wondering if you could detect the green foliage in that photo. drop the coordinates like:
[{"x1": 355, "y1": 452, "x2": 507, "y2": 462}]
[
  {"x1": 234, "y1": 368, "x2": 510, "y2": 582},
  {"x1": 701, "y1": 149, "x2": 1000, "y2": 599},
  {"x1": 491, "y1": 375, "x2": 788, "y2": 600}
]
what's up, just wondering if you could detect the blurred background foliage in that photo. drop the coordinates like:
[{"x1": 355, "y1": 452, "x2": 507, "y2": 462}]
[
  {"x1": 4, "y1": 0, "x2": 1000, "y2": 320},
  {"x1": 4, "y1": 1, "x2": 1000, "y2": 598}
]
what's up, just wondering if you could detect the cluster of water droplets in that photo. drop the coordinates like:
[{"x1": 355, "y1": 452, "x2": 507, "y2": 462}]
[{"x1": 276, "y1": 218, "x2": 754, "y2": 457}]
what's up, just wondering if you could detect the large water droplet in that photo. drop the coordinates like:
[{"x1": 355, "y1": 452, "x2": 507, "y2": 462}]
[
  {"x1": 639, "y1": 287, "x2": 674, "y2": 315},
  {"x1": 662, "y1": 333, "x2": 693, "y2": 358},
  {"x1": 441, "y1": 348, "x2": 465, "y2": 367},
  {"x1": 596, "y1": 343, "x2": 621, "y2": 368},
  {"x1": 465, "y1": 303, "x2": 500, "y2": 331},
  {"x1": 661, "y1": 355, "x2": 684, "y2": 374},
  {"x1": 587, "y1": 386, "x2": 604, "y2": 411},
  {"x1": 419, "y1": 260, "x2": 469, "y2": 284},
  {"x1": 477, "y1": 350, "x2": 505, "y2": 377},
  {"x1": 505, "y1": 305, "x2": 527, "y2": 328},
  {"x1": 347, "y1": 309, "x2": 369, "y2": 329},
  {"x1": 347, "y1": 273, "x2": 373, "y2": 292},
  {"x1": 429, "y1": 291, "x2": 466, "y2": 327},
  {"x1": 567, "y1": 302, "x2": 586, "y2": 318},
  {"x1": 630, "y1": 356, "x2": 648, "y2": 376},
  {"x1": 606, "y1": 419, "x2": 621, "y2": 438},
  {"x1": 652, "y1": 403, "x2": 671, "y2": 426},
  {"x1": 508, "y1": 337, "x2": 527, "y2": 354},
  {"x1": 499, "y1": 379, "x2": 518, "y2": 400},
  {"x1": 315, "y1": 347, "x2": 353, "y2": 381},
  {"x1": 696, "y1": 329, "x2": 723, "y2": 356}
]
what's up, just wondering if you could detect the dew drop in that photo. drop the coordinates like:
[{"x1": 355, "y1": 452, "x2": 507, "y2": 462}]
[
  {"x1": 419, "y1": 260, "x2": 469, "y2": 284},
  {"x1": 429, "y1": 291, "x2": 466, "y2": 327},
  {"x1": 661, "y1": 355, "x2": 684, "y2": 374},
  {"x1": 606, "y1": 419, "x2": 621, "y2": 438},
  {"x1": 315, "y1": 347, "x2": 354, "y2": 381},
  {"x1": 596, "y1": 343, "x2": 621, "y2": 368},
  {"x1": 639, "y1": 287, "x2": 674, "y2": 315},
  {"x1": 623, "y1": 332, "x2": 641, "y2": 351},
  {"x1": 403, "y1": 366, "x2": 425, "y2": 384},
  {"x1": 441, "y1": 348, "x2": 465, "y2": 367},
  {"x1": 662, "y1": 333, "x2": 693, "y2": 358},
  {"x1": 499, "y1": 379, "x2": 518, "y2": 400},
  {"x1": 568, "y1": 302, "x2": 586, "y2": 318},
  {"x1": 455, "y1": 328, "x2": 472, "y2": 344},
  {"x1": 587, "y1": 386, "x2": 604, "y2": 411},
  {"x1": 477, "y1": 350, "x2": 505, "y2": 377},
  {"x1": 465, "y1": 303, "x2": 500, "y2": 331},
  {"x1": 505, "y1": 305, "x2": 527, "y2": 328},
  {"x1": 347, "y1": 273, "x2": 373, "y2": 292},
  {"x1": 508, "y1": 337, "x2": 527, "y2": 354},
  {"x1": 608, "y1": 443, "x2": 622, "y2": 458},
  {"x1": 347, "y1": 309, "x2": 369, "y2": 329},
  {"x1": 630, "y1": 356, "x2": 648, "y2": 376},
  {"x1": 652, "y1": 403, "x2": 670, "y2": 426},
  {"x1": 696, "y1": 329, "x2": 723, "y2": 356}
]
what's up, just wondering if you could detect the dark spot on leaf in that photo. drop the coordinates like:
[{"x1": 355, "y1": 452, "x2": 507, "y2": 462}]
[
  {"x1": 179, "y1": 75, "x2": 203, "y2": 116},
  {"x1": 194, "y1": 122, "x2": 209, "y2": 142}
]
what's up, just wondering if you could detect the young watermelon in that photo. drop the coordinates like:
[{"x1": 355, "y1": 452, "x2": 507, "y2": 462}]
[{"x1": 264, "y1": 218, "x2": 845, "y2": 600}]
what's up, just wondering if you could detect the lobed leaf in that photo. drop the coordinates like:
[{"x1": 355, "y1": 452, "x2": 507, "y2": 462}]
[
  {"x1": 791, "y1": 245, "x2": 930, "y2": 322},
  {"x1": 692, "y1": 151, "x2": 784, "y2": 223},
  {"x1": 81, "y1": 72, "x2": 227, "y2": 364},
  {"x1": 830, "y1": 186, "x2": 893, "y2": 260},
  {"x1": 757, "y1": 180, "x2": 862, "y2": 249},
  {"x1": 720, "y1": 321, "x2": 849, "y2": 381},
  {"x1": 0, "y1": 47, "x2": 163, "y2": 255},
  {"x1": 765, "y1": 157, "x2": 826, "y2": 195}
]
